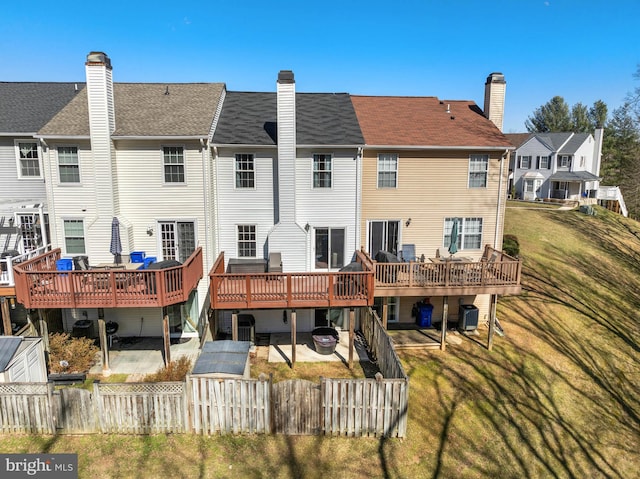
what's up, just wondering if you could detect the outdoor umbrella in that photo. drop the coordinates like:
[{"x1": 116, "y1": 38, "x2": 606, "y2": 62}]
[
  {"x1": 448, "y1": 219, "x2": 459, "y2": 255},
  {"x1": 110, "y1": 217, "x2": 123, "y2": 264}
]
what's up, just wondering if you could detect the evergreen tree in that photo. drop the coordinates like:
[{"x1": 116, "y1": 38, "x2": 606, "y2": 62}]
[
  {"x1": 589, "y1": 100, "x2": 608, "y2": 129},
  {"x1": 525, "y1": 96, "x2": 572, "y2": 132},
  {"x1": 571, "y1": 103, "x2": 592, "y2": 132}
]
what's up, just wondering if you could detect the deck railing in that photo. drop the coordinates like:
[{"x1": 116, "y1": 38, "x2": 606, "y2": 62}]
[
  {"x1": 0, "y1": 245, "x2": 51, "y2": 287},
  {"x1": 209, "y1": 251, "x2": 375, "y2": 310},
  {"x1": 373, "y1": 245, "x2": 521, "y2": 296},
  {"x1": 13, "y1": 247, "x2": 203, "y2": 309}
]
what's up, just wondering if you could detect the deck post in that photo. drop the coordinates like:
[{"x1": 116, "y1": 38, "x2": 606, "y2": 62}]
[
  {"x1": 231, "y1": 311, "x2": 238, "y2": 341},
  {"x1": 291, "y1": 309, "x2": 297, "y2": 368},
  {"x1": 348, "y1": 308, "x2": 355, "y2": 369},
  {"x1": 162, "y1": 307, "x2": 171, "y2": 366},
  {"x1": 1, "y1": 297, "x2": 12, "y2": 335},
  {"x1": 487, "y1": 294, "x2": 497, "y2": 351},
  {"x1": 440, "y1": 296, "x2": 448, "y2": 351},
  {"x1": 37, "y1": 309, "x2": 49, "y2": 353},
  {"x1": 97, "y1": 308, "x2": 110, "y2": 376},
  {"x1": 381, "y1": 297, "x2": 388, "y2": 330}
]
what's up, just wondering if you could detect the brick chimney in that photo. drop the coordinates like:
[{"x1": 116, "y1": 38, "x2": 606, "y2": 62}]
[{"x1": 484, "y1": 72, "x2": 506, "y2": 131}]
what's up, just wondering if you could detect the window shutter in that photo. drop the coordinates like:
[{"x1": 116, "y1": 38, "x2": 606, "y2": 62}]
[
  {"x1": 548, "y1": 157, "x2": 552, "y2": 169},
  {"x1": 528, "y1": 157, "x2": 532, "y2": 169},
  {"x1": 517, "y1": 155, "x2": 521, "y2": 168},
  {"x1": 536, "y1": 156, "x2": 540, "y2": 169}
]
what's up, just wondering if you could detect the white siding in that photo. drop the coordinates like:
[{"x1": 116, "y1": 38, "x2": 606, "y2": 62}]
[
  {"x1": 215, "y1": 147, "x2": 275, "y2": 260},
  {"x1": 277, "y1": 81, "x2": 296, "y2": 223},
  {"x1": 0, "y1": 138, "x2": 47, "y2": 204},
  {"x1": 295, "y1": 149, "x2": 360, "y2": 270}
]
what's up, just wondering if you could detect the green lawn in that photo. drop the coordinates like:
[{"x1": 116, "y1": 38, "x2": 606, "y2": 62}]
[{"x1": 1, "y1": 206, "x2": 638, "y2": 478}]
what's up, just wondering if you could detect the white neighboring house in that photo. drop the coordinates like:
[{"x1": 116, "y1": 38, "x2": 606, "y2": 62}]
[
  {"x1": 507, "y1": 130, "x2": 603, "y2": 202},
  {"x1": 0, "y1": 336, "x2": 47, "y2": 383},
  {"x1": 211, "y1": 71, "x2": 365, "y2": 334},
  {"x1": 29, "y1": 52, "x2": 225, "y2": 344}
]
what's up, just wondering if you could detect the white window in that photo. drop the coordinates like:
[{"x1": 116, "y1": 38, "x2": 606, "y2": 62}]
[
  {"x1": 58, "y1": 146, "x2": 80, "y2": 183},
  {"x1": 235, "y1": 154, "x2": 255, "y2": 188},
  {"x1": 63, "y1": 219, "x2": 85, "y2": 254},
  {"x1": 580, "y1": 156, "x2": 586, "y2": 167},
  {"x1": 469, "y1": 154, "x2": 488, "y2": 188},
  {"x1": 444, "y1": 217, "x2": 483, "y2": 251},
  {"x1": 159, "y1": 221, "x2": 196, "y2": 262},
  {"x1": 377, "y1": 153, "x2": 398, "y2": 188},
  {"x1": 539, "y1": 156, "x2": 549, "y2": 169},
  {"x1": 163, "y1": 146, "x2": 185, "y2": 183},
  {"x1": 314, "y1": 227, "x2": 345, "y2": 269},
  {"x1": 520, "y1": 156, "x2": 531, "y2": 169},
  {"x1": 17, "y1": 213, "x2": 48, "y2": 252},
  {"x1": 560, "y1": 155, "x2": 570, "y2": 167},
  {"x1": 15, "y1": 141, "x2": 41, "y2": 178},
  {"x1": 313, "y1": 154, "x2": 332, "y2": 188},
  {"x1": 237, "y1": 225, "x2": 256, "y2": 257},
  {"x1": 368, "y1": 220, "x2": 400, "y2": 256}
]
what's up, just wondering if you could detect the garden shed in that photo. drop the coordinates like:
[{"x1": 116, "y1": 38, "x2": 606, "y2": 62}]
[{"x1": 0, "y1": 336, "x2": 47, "y2": 382}]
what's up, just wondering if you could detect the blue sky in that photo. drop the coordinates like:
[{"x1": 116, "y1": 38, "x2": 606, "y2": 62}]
[{"x1": 1, "y1": 0, "x2": 638, "y2": 132}]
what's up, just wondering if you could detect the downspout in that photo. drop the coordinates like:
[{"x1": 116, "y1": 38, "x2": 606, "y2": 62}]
[
  {"x1": 494, "y1": 150, "x2": 508, "y2": 250},
  {"x1": 40, "y1": 138, "x2": 57, "y2": 248},
  {"x1": 213, "y1": 146, "x2": 220, "y2": 257},
  {"x1": 355, "y1": 146, "x2": 363, "y2": 252},
  {"x1": 200, "y1": 138, "x2": 210, "y2": 272}
]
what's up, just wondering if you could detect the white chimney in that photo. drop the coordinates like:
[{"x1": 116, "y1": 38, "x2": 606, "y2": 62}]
[
  {"x1": 276, "y1": 70, "x2": 296, "y2": 224},
  {"x1": 593, "y1": 127, "x2": 604, "y2": 177},
  {"x1": 85, "y1": 52, "x2": 118, "y2": 224},
  {"x1": 484, "y1": 72, "x2": 506, "y2": 131}
]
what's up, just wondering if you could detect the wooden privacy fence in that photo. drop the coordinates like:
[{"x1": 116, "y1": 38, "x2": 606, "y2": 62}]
[{"x1": 1, "y1": 315, "x2": 408, "y2": 437}]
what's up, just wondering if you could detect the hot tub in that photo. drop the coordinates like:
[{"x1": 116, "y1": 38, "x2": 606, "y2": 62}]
[{"x1": 311, "y1": 327, "x2": 339, "y2": 355}]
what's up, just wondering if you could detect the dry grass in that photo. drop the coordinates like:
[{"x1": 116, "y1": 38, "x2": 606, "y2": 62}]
[
  {"x1": 142, "y1": 356, "x2": 193, "y2": 382},
  {"x1": 47, "y1": 332, "x2": 99, "y2": 374},
  {"x1": 1, "y1": 206, "x2": 638, "y2": 478}
]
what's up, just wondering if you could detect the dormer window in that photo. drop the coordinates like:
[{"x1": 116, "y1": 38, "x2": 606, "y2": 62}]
[{"x1": 560, "y1": 155, "x2": 570, "y2": 167}]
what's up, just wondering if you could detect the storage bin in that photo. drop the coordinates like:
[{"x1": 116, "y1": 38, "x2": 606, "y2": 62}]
[
  {"x1": 130, "y1": 251, "x2": 146, "y2": 263},
  {"x1": 56, "y1": 259, "x2": 73, "y2": 271},
  {"x1": 142, "y1": 256, "x2": 157, "y2": 269}
]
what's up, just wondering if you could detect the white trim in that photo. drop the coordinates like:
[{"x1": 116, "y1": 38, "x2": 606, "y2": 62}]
[
  {"x1": 234, "y1": 152, "x2": 257, "y2": 190},
  {"x1": 161, "y1": 144, "x2": 187, "y2": 185},
  {"x1": 376, "y1": 152, "x2": 398, "y2": 189},
  {"x1": 61, "y1": 217, "x2": 86, "y2": 256},
  {"x1": 311, "y1": 152, "x2": 333, "y2": 190},
  {"x1": 56, "y1": 145, "x2": 82, "y2": 185},
  {"x1": 14, "y1": 139, "x2": 43, "y2": 179}
]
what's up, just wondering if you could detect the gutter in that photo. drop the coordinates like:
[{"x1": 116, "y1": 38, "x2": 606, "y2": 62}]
[{"x1": 365, "y1": 145, "x2": 515, "y2": 151}]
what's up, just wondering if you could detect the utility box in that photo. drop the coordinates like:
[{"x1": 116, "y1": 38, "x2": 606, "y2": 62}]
[{"x1": 458, "y1": 304, "x2": 479, "y2": 331}]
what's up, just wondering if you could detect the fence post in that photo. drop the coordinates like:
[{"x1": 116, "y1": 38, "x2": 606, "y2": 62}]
[
  {"x1": 184, "y1": 374, "x2": 191, "y2": 433},
  {"x1": 93, "y1": 380, "x2": 105, "y2": 433}
]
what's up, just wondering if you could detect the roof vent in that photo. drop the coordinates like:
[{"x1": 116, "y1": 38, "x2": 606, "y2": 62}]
[{"x1": 446, "y1": 104, "x2": 451, "y2": 114}]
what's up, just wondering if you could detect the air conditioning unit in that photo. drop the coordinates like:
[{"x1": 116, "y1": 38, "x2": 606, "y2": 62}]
[{"x1": 458, "y1": 304, "x2": 479, "y2": 331}]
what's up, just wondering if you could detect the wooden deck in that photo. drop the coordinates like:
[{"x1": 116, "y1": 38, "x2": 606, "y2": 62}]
[
  {"x1": 209, "y1": 251, "x2": 375, "y2": 310},
  {"x1": 13, "y1": 248, "x2": 203, "y2": 309},
  {"x1": 373, "y1": 246, "x2": 521, "y2": 297}
]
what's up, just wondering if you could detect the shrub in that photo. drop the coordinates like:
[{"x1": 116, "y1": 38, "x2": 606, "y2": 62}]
[
  {"x1": 48, "y1": 332, "x2": 99, "y2": 374},
  {"x1": 503, "y1": 234, "x2": 520, "y2": 258},
  {"x1": 143, "y1": 356, "x2": 193, "y2": 382}
]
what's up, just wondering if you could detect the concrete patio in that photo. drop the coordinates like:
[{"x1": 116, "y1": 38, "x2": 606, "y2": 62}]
[{"x1": 89, "y1": 336, "x2": 200, "y2": 376}]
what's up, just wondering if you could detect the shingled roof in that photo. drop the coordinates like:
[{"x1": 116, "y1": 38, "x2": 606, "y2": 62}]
[
  {"x1": 0, "y1": 82, "x2": 84, "y2": 134},
  {"x1": 212, "y1": 91, "x2": 364, "y2": 146},
  {"x1": 39, "y1": 83, "x2": 225, "y2": 137},
  {"x1": 351, "y1": 96, "x2": 512, "y2": 148}
]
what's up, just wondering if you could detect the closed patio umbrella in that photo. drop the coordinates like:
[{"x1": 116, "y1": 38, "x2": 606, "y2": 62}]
[
  {"x1": 448, "y1": 219, "x2": 459, "y2": 255},
  {"x1": 110, "y1": 217, "x2": 122, "y2": 264}
]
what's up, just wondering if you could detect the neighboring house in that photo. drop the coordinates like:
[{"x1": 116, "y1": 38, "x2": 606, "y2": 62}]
[
  {"x1": 12, "y1": 52, "x2": 225, "y2": 371},
  {"x1": 1, "y1": 82, "x2": 83, "y2": 331},
  {"x1": 506, "y1": 130, "x2": 603, "y2": 202},
  {"x1": 210, "y1": 71, "x2": 366, "y2": 335},
  {"x1": 350, "y1": 72, "x2": 519, "y2": 331}
]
